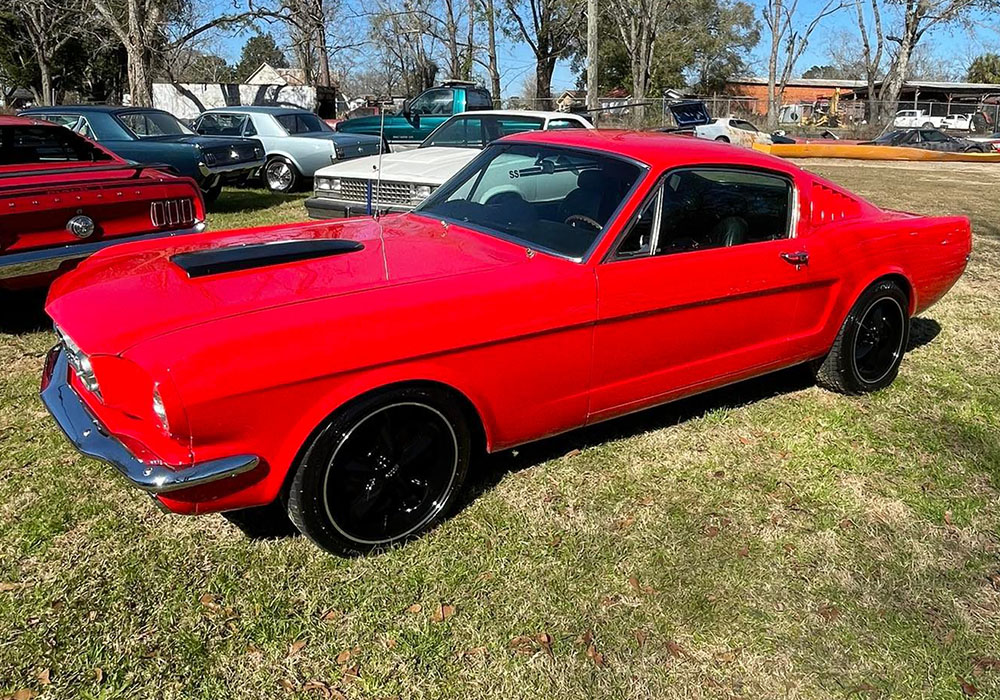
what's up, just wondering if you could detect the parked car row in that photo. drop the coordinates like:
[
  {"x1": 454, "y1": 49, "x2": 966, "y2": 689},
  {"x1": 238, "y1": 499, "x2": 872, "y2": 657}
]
[{"x1": 21, "y1": 105, "x2": 385, "y2": 197}]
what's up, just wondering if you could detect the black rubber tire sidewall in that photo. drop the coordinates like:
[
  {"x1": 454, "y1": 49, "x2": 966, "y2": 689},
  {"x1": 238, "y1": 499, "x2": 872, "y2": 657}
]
[
  {"x1": 286, "y1": 386, "x2": 472, "y2": 557},
  {"x1": 201, "y1": 182, "x2": 223, "y2": 204},
  {"x1": 815, "y1": 281, "x2": 910, "y2": 395}
]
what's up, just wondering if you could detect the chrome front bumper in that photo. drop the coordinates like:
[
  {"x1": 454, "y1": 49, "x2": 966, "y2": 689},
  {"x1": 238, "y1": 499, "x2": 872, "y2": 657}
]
[
  {"x1": 40, "y1": 346, "x2": 260, "y2": 494},
  {"x1": 0, "y1": 224, "x2": 207, "y2": 281},
  {"x1": 304, "y1": 195, "x2": 412, "y2": 220}
]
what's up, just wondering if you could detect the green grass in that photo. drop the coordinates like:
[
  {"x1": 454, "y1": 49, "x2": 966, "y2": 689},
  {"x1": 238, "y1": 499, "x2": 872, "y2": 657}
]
[{"x1": 2, "y1": 167, "x2": 999, "y2": 699}]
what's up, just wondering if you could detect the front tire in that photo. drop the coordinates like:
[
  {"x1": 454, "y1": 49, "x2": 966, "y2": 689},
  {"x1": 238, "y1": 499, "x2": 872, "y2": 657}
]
[
  {"x1": 287, "y1": 386, "x2": 472, "y2": 556},
  {"x1": 814, "y1": 280, "x2": 910, "y2": 395},
  {"x1": 264, "y1": 156, "x2": 300, "y2": 193}
]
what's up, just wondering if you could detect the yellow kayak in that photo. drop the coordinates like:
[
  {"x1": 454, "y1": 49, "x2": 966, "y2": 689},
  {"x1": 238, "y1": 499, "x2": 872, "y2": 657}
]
[{"x1": 754, "y1": 142, "x2": 1000, "y2": 162}]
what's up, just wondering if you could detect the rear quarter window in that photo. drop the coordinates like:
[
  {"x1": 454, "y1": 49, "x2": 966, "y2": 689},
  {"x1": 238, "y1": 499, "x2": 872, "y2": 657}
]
[{"x1": 0, "y1": 125, "x2": 112, "y2": 165}]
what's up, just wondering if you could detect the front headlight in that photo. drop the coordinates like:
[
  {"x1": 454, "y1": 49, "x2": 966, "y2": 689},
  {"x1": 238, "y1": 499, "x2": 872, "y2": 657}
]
[
  {"x1": 315, "y1": 177, "x2": 341, "y2": 193},
  {"x1": 56, "y1": 325, "x2": 101, "y2": 399},
  {"x1": 411, "y1": 184, "x2": 434, "y2": 202},
  {"x1": 152, "y1": 385, "x2": 169, "y2": 434}
]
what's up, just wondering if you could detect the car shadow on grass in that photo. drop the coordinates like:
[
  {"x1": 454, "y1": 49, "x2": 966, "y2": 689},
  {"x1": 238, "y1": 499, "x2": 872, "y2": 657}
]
[
  {"x1": 0, "y1": 288, "x2": 51, "y2": 335},
  {"x1": 209, "y1": 188, "x2": 304, "y2": 215}
]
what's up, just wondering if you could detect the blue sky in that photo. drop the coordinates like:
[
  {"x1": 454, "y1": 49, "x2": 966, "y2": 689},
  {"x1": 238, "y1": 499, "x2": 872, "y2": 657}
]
[{"x1": 212, "y1": 0, "x2": 998, "y2": 99}]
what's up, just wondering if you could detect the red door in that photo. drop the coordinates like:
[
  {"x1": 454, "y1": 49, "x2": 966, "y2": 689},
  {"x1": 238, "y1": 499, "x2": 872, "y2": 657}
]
[{"x1": 588, "y1": 166, "x2": 815, "y2": 422}]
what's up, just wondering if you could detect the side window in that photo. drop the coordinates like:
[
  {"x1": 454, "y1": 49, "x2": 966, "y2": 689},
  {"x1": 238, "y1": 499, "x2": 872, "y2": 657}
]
[
  {"x1": 466, "y1": 90, "x2": 493, "y2": 109},
  {"x1": 119, "y1": 113, "x2": 152, "y2": 136},
  {"x1": 732, "y1": 120, "x2": 758, "y2": 132},
  {"x1": 243, "y1": 118, "x2": 257, "y2": 137},
  {"x1": 547, "y1": 119, "x2": 585, "y2": 130},
  {"x1": 612, "y1": 169, "x2": 792, "y2": 259},
  {"x1": 410, "y1": 88, "x2": 454, "y2": 115},
  {"x1": 615, "y1": 187, "x2": 662, "y2": 258}
]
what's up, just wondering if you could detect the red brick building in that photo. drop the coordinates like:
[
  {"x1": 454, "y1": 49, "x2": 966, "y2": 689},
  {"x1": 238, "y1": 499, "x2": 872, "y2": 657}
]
[{"x1": 725, "y1": 77, "x2": 867, "y2": 115}]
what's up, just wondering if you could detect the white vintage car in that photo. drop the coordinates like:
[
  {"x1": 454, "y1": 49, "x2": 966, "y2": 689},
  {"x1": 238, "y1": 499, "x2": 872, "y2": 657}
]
[
  {"x1": 663, "y1": 101, "x2": 773, "y2": 149},
  {"x1": 305, "y1": 110, "x2": 593, "y2": 218}
]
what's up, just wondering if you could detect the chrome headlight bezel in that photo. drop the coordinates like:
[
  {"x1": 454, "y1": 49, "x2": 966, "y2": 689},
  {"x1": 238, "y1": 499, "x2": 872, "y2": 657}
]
[
  {"x1": 56, "y1": 325, "x2": 101, "y2": 399},
  {"x1": 152, "y1": 384, "x2": 170, "y2": 434},
  {"x1": 315, "y1": 176, "x2": 342, "y2": 194}
]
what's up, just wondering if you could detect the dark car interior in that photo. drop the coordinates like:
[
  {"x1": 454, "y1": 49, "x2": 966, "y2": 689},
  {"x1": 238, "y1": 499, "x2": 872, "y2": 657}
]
[
  {"x1": 617, "y1": 168, "x2": 792, "y2": 258},
  {"x1": 1, "y1": 125, "x2": 113, "y2": 165},
  {"x1": 421, "y1": 146, "x2": 643, "y2": 258}
]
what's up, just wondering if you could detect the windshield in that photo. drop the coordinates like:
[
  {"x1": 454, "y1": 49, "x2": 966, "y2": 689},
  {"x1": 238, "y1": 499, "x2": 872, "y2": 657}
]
[
  {"x1": 874, "y1": 130, "x2": 905, "y2": 145},
  {"x1": 421, "y1": 114, "x2": 544, "y2": 149},
  {"x1": 118, "y1": 111, "x2": 193, "y2": 138},
  {"x1": 276, "y1": 112, "x2": 329, "y2": 134},
  {"x1": 0, "y1": 124, "x2": 113, "y2": 165},
  {"x1": 415, "y1": 143, "x2": 644, "y2": 259}
]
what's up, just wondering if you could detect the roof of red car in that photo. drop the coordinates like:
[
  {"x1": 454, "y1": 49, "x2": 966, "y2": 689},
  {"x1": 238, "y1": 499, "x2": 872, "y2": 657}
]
[
  {"x1": 502, "y1": 129, "x2": 794, "y2": 171},
  {"x1": 0, "y1": 115, "x2": 56, "y2": 127}
]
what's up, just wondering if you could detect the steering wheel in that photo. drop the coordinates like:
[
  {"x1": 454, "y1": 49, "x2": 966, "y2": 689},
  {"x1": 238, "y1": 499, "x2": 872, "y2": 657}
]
[{"x1": 564, "y1": 214, "x2": 602, "y2": 230}]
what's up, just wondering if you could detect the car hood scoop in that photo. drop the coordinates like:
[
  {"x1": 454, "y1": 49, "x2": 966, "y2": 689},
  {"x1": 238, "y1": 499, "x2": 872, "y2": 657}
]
[{"x1": 172, "y1": 239, "x2": 364, "y2": 278}]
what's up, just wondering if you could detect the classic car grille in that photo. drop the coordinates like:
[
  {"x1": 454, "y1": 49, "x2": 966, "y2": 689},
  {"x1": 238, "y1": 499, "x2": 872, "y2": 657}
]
[
  {"x1": 340, "y1": 178, "x2": 412, "y2": 205},
  {"x1": 150, "y1": 198, "x2": 195, "y2": 228}
]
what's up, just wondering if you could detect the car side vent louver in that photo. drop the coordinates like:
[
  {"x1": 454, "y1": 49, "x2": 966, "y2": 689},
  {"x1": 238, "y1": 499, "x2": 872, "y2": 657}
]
[
  {"x1": 810, "y1": 183, "x2": 862, "y2": 227},
  {"x1": 171, "y1": 239, "x2": 365, "y2": 278}
]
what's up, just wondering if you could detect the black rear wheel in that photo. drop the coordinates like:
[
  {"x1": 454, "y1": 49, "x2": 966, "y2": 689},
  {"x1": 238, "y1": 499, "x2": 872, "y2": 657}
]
[
  {"x1": 287, "y1": 386, "x2": 471, "y2": 556},
  {"x1": 814, "y1": 280, "x2": 910, "y2": 395}
]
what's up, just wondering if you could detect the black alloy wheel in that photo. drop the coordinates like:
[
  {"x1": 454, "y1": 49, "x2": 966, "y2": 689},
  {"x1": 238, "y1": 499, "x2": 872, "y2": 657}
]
[
  {"x1": 287, "y1": 386, "x2": 471, "y2": 556},
  {"x1": 814, "y1": 280, "x2": 910, "y2": 395}
]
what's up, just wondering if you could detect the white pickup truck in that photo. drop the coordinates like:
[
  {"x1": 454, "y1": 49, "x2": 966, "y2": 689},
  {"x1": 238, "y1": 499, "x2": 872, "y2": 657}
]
[{"x1": 893, "y1": 110, "x2": 946, "y2": 128}]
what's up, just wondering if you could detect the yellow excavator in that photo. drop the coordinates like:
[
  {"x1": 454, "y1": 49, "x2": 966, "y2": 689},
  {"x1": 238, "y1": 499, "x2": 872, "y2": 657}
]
[{"x1": 804, "y1": 88, "x2": 841, "y2": 128}]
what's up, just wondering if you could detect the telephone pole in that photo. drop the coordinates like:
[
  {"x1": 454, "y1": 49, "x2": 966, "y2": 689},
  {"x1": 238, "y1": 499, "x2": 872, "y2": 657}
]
[{"x1": 586, "y1": 0, "x2": 598, "y2": 115}]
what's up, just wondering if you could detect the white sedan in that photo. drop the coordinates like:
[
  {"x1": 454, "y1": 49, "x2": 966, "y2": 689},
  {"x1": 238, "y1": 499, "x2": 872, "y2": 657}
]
[
  {"x1": 304, "y1": 110, "x2": 593, "y2": 218},
  {"x1": 694, "y1": 117, "x2": 773, "y2": 148}
]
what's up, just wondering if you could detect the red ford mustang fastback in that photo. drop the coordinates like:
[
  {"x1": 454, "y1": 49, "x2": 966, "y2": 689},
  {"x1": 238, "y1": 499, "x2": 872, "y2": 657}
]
[
  {"x1": 40, "y1": 130, "x2": 971, "y2": 555},
  {"x1": 1, "y1": 116, "x2": 205, "y2": 289}
]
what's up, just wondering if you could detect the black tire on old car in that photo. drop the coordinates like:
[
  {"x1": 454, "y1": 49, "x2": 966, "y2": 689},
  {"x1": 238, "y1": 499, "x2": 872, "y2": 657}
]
[
  {"x1": 814, "y1": 280, "x2": 910, "y2": 395},
  {"x1": 264, "y1": 156, "x2": 301, "y2": 193},
  {"x1": 201, "y1": 182, "x2": 223, "y2": 204},
  {"x1": 286, "y1": 386, "x2": 472, "y2": 556}
]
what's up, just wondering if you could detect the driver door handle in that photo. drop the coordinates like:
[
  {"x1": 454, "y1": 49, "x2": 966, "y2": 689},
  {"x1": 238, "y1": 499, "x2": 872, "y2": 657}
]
[{"x1": 780, "y1": 251, "x2": 809, "y2": 266}]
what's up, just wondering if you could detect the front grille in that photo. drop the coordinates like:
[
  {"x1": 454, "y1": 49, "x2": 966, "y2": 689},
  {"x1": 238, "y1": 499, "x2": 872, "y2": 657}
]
[
  {"x1": 151, "y1": 198, "x2": 195, "y2": 228},
  {"x1": 340, "y1": 178, "x2": 411, "y2": 205}
]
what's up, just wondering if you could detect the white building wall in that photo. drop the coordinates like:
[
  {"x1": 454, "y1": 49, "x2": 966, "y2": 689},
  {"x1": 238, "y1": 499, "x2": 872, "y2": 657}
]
[{"x1": 151, "y1": 83, "x2": 319, "y2": 120}]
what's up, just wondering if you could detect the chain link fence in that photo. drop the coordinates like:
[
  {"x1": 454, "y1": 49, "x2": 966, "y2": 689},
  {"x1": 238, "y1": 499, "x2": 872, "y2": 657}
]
[{"x1": 501, "y1": 95, "x2": 1000, "y2": 138}]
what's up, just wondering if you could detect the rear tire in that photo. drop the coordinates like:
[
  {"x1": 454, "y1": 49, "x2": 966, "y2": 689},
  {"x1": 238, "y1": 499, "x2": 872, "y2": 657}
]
[
  {"x1": 264, "y1": 156, "x2": 301, "y2": 193},
  {"x1": 814, "y1": 280, "x2": 910, "y2": 395},
  {"x1": 201, "y1": 182, "x2": 223, "y2": 204},
  {"x1": 715, "y1": 135, "x2": 730, "y2": 143},
  {"x1": 922, "y1": 122, "x2": 934, "y2": 128},
  {"x1": 287, "y1": 386, "x2": 472, "y2": 556}
]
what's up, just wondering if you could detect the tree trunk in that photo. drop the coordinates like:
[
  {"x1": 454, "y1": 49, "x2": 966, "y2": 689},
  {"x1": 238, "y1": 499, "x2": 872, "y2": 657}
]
[
  {"x1": 765, "y1": 2, "x2": 781, "y2": 129},
  {"x1": 535, "y1": 55, "x2": 556, "y2": 109},
  {"x1": 38, "y1": 60, "x2": 53, "y2": 105},
  {"x1": 444, "y1": 0, "x2": 461, "y2": 78},
  {"x1": 126, "y1": 43, "x2": 153, "y2": 106},
  {"x1": 463, "y1": 0, "x2": 475, "y2": 79},
  {"x1": 484, "y1": 0, "x2": 501, "y2": 105}
]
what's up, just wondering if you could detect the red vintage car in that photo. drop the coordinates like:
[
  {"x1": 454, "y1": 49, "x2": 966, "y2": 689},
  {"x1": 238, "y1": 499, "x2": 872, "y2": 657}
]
[
  {"x1": 40, "y1": 130, "x2": 971, "y2": 555},
  {"x1": 1, "y1": 116, "x2": 205, "y2": 288}
]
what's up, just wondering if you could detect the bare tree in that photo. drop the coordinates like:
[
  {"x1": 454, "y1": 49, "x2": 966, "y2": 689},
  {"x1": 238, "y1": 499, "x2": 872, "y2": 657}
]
[
  {"x1": 502, "y1": 0, "x2": 582, "y2": 107},
  {"x1": 761, "y1": 0, "x2": 844, "y2": 128},
  {"x1": 606, "y1": 0, "x2": 669, "y2": 108},
  {"x1": 2, "y1": 0, "x2": 87, "y2": 105},
  {"x1": 482, "y1": 0, "x2": 501, "y2": 100}
]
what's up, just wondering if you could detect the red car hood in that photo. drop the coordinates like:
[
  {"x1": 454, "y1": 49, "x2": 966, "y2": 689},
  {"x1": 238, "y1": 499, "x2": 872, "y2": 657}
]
[{"x1": 46, "y1": 213, "x2": 530, "y2": 355}]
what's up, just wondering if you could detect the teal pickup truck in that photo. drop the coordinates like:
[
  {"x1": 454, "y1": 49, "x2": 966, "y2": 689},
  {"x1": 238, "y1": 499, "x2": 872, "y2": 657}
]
[{"x1": 334, "y1": 81, "x2": 494, "y2": 150}]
